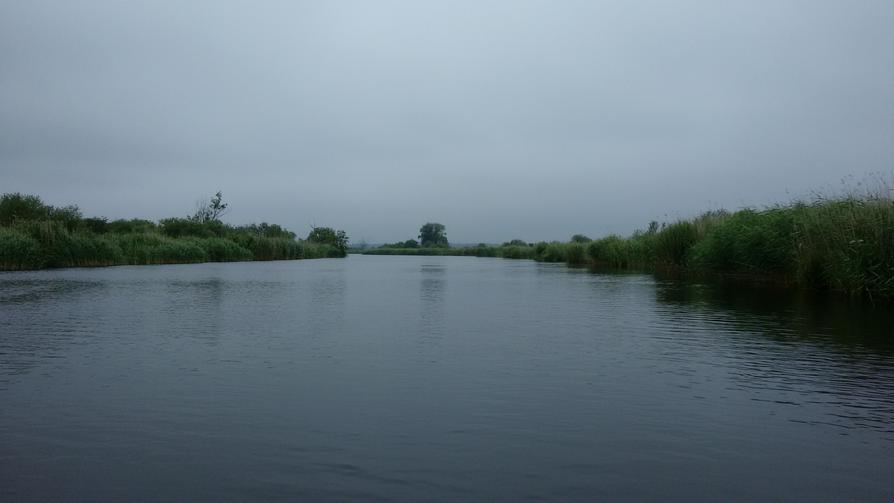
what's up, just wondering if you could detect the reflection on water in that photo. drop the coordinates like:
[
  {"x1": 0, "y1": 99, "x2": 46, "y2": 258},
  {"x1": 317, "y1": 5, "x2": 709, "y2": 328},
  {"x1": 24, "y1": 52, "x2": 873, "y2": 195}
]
[
  {"x1": 0, "y1": 278, "x2": 105, "y2": 304},
  {"x1": 419, "y1": 261, "x2": 447, "y2": 342},
  {"x1": 656, "y1": 279, "x2": 894, "y2": 351},
  {"x1": 651, "y1": 279, "x2": 894, "y2": 437},
  {"x1": 0, "y1": 278, "x2": 109, "y2": 383},
  {"x1": 1, "y1": 258, "x2": 892, "y2": 501}
]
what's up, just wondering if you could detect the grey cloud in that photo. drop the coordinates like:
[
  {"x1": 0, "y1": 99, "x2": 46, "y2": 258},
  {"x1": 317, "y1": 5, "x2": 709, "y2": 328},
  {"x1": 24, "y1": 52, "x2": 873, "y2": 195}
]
[{"x1": 2, "y1": 0, "x2": 893, "y2": 243}]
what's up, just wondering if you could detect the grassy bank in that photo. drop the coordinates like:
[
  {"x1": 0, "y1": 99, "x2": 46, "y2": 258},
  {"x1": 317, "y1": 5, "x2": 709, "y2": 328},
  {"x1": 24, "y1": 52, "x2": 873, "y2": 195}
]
[
  {"x1": 362, "y1": 192, "x2": 893, "y2": 299},
  {"x1": 0, "y1": 193, "x2": 347, "y2": 271}
]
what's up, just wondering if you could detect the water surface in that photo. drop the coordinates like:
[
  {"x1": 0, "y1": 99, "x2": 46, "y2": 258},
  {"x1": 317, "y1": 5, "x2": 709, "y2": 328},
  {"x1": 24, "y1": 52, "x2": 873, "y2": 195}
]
[{"x1": 1, "y1": 256, "x2": 893, "y2": 501}]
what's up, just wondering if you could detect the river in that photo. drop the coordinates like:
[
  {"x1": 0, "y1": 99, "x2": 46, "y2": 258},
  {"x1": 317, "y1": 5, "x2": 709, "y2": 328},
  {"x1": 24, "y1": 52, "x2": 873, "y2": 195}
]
[{"x1": 1, "y1": 255, "x2": 892, "y2": 501}]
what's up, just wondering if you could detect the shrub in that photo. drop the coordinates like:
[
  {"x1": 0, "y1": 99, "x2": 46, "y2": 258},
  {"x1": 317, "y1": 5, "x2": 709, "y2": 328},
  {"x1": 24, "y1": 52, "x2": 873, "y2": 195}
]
[
  {"x1": 0, "y1": 228, "x2": 43, "y2": 270},
  {"x1": 151, "y1": 240, "x2": 208, "y2": 263},
  {"x1": 792, "y1": 197, "x2": 894, "y2": 297},
  {"x1": 588, "y1": 235, "x2": 633, "y2": 268},
  {"x1": 565, "y1": 242, "x2": 587, "y2": 265},
  {"x1": 499, "y1": 245, "x2": 534, "y2": 260},
  {"x1": 196, "y1": 238, "x2": 253, "y2": 262},
  {"x1": 690, "y1": 208, "x2": 795, "y2": 273},
  {"x1": 539, "y1": 242, "x2": 568, "y2": 263}
]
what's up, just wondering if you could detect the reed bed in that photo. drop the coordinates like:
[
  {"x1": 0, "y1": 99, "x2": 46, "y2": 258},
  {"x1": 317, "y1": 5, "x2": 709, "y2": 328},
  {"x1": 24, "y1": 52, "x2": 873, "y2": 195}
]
[
  {"x1": 0, "y1": 193, "x2": 345, "y2": 270},
  {"x1": 361, "y1": 188, "x2": 893, "y2": 298}
]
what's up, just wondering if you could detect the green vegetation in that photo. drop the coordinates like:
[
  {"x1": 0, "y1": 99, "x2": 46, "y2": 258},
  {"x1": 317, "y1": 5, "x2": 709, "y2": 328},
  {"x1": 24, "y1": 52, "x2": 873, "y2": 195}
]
[
  {"x1": 0, "y1": 192, "x2": 348, "y2": 270},
  {"x1": 363, "y1": 192, "x2": 894, "y2": 299},
  {"x1": 418, "y1": 222, "x2": 448, "y2": 247}
]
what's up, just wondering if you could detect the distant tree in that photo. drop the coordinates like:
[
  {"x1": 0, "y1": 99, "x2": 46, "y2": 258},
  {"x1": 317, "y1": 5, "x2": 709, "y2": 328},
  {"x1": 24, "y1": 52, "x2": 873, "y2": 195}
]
[
  {"x1": 381, "y1": 239, "x2": 418, "y2": 249},
  {"x1": 0, "y1": 193, "x2": 51, "y2": 225},
  {"x1": 192, "y1": 191, "x2": 229, "y2": 223},
  {"x1": 418, "y1": 222, "x2": 448, "y2": 247},
  {"x1": 0, "y1": 193, "x2": 83, "y2": 230},
  {"x1": 307, "y1": 226, "x2": 349, "y2": 252},
  {"x1": 160, "y1": 217, "x2": 223, "y2": 238},
  {"x1": 107, "y1": 218, "x2": 158, "y2": 234},
  {"x1": 50, "y1": 205, "x2": 83, "y2": 231},
  {"x1": 236, "y1": 222, "x2": 296, "y2": 240},
  {"x1": 503, "y1": 239, "x2": 528, "y2": 247},
  {"x1": 80, "y1": 217, "x2": 109, "y2": 234},
  {"x1": 571, "y1": 234, "x2": 592, "y2": 243}
]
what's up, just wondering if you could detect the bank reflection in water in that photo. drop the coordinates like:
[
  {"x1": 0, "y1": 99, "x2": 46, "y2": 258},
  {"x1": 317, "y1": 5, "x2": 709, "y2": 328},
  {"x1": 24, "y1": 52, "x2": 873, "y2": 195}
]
[
  {"x1": 652, "y1": 278, "x2": 894, "y2": 436},
  {"x1": 654, "y1": 278, "x2": 894, "y2": 352},
  {"x1": 0, "y1": 277, "x2": 109, "y2": 384}
]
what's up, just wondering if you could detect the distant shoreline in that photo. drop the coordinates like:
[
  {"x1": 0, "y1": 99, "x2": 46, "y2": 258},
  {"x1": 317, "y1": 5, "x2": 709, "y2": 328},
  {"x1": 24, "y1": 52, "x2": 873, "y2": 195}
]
[
  {"x1": 0, "y1": 193, "x2": 348, "y2": 271},
  {"x1": 358, "y1": 193, "x2": 893, "y2": 300}
]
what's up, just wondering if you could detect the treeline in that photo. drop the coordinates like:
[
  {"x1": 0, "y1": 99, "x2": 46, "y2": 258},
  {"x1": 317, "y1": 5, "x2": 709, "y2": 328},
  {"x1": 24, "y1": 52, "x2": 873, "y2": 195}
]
[
  {"x1": 362, "y1": 193, "x2": 894, "y2": 299},
  {"x1": 0, "y1": 193, "x2": 348, "y2": 270}
]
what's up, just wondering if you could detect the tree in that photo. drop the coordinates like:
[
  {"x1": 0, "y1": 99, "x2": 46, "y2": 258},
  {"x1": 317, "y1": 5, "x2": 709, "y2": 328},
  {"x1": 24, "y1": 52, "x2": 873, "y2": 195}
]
[
  {"x1": 192, "y1": 191, "x2": 229, "y2": 223},
  {"x1": 0, "y1": 193, "x2": 82, "y2": 229},
  {"x1": 418, "y1": 222, "x2": 448, "y2": 247},
  {"x1": 570, "y1": 234, "x2": 592, "y2": 243},
  {"x1": 307, "y1": 226, "x2": 349, "y2": 253},
  {"x1": 0, "y1": 193, "x2": 52, "y2": 225},
  {"x1": 80, "y1": 217, "x2": 109, "y2": 234}
]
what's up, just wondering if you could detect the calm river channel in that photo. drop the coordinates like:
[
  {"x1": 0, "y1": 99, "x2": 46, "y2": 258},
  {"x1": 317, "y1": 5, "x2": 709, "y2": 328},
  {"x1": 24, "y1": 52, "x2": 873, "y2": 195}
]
[{"x1": 1, "y1": 255, "x2": 893, "y2": 501}]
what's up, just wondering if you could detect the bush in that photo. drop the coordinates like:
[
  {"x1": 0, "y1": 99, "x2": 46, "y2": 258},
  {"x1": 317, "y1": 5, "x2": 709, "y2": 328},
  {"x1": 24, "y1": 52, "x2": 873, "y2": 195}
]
[
  {"x1": 0, "y1": 193, "x2": 51, "y2": 225},
  {"x1": 499, "y1": 245, "x2": 534, "y2": 260},
  {"x1": 653, "y1": 221, "x2": 698, "y2": 266},
  {"x1": 159, "y1": 218, "x2": 225, "y2": 238},
  {"x1": 690, "y1": 208, "x2": 795, "y2": 273},
  {"x1": 588, "y1": 235, "x2": 633, "y2": 268},
  {"x1": 565, "y1": 242, "x2": 587, "y2": 265},
  {"x1": 538, "y1": 242, "x2": 568, "y2": 263},
  {"x1": 196, "y1": 238, "x2": 253, "y2": 262},
  {"x1": 151, "y1": 240, "x2": 208, "y2": 263},
  {"x1": 0, "y1": 228, "x2": 43, "y2": 270},
  {"x1": 107, "y1": 219, "x2": 158, "y2": 234},
  {"x1": 792, "y1": 197, "x2": 894, "y2": 297}
]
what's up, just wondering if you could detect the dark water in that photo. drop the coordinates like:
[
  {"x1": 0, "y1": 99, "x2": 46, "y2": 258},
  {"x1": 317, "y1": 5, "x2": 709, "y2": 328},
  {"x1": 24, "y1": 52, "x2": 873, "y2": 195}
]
[{"x1": 1, "y1": 256, "x2": 893, "y2": 501}]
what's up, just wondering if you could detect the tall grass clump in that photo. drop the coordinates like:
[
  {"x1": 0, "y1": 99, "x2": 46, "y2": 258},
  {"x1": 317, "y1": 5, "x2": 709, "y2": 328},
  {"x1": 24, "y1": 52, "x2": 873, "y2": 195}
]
[
  {"x1": 792, "y1": 195, "x2": 894, "y2": 297},
  {"x1": 111, "y1": 232, "x2": 169, "y2": 264},
  {"x1": 565, "y1": 242, "x2": 587, "y2": 265},
  {"x1": 497, "y1": 245, "x2": 534, "y2": 260},
  {"x1": 150, "y1": 240, "x2": 208, "y2": 264},
  {"x1": 690, "y1": 208, "x2": 795, "y2": 274},
  {"x1": 652, "y1": 221, "x2": 698, "y2": 266},
  {"x1": 537, "y1": 242, "x2": 568, "y2": 262},
  {"x1": 587, "y1": 235, "x2": 635, "y2": 268},
  {"x1": 195, "y1": 237, "x2": 253, "y2": 262},
  {"x1": 8, "y1": 220, "x2": 123, "y2": 268},
  {"x1": 248, "y1": 236, "x2": 305, "y2": 260},
  {"x1": 0, "y1": 228, "x2": 43, "y2": 270}
]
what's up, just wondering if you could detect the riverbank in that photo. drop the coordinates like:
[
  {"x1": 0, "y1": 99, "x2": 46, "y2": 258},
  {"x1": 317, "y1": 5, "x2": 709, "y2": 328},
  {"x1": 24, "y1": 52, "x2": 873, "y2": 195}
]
[
  {"x1": 0, "y1": 193, "x2": 347, "y2": 270},
  {"x1": 361, "y1": 193, "x2": 894, "y2": 299}
]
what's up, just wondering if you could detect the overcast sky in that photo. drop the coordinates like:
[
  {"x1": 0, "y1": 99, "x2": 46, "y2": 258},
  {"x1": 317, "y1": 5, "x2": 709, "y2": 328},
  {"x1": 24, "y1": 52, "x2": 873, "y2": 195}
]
[{"x1": 1, "y1": 1, "x2": 892, "y2": 243}]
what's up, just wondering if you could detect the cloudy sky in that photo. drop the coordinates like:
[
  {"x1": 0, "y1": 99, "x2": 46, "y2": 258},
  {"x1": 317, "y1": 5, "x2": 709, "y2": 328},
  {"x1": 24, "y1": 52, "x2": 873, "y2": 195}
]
[{"x1": 1, "y1": 1, "x2": 892, "y2": 243}]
